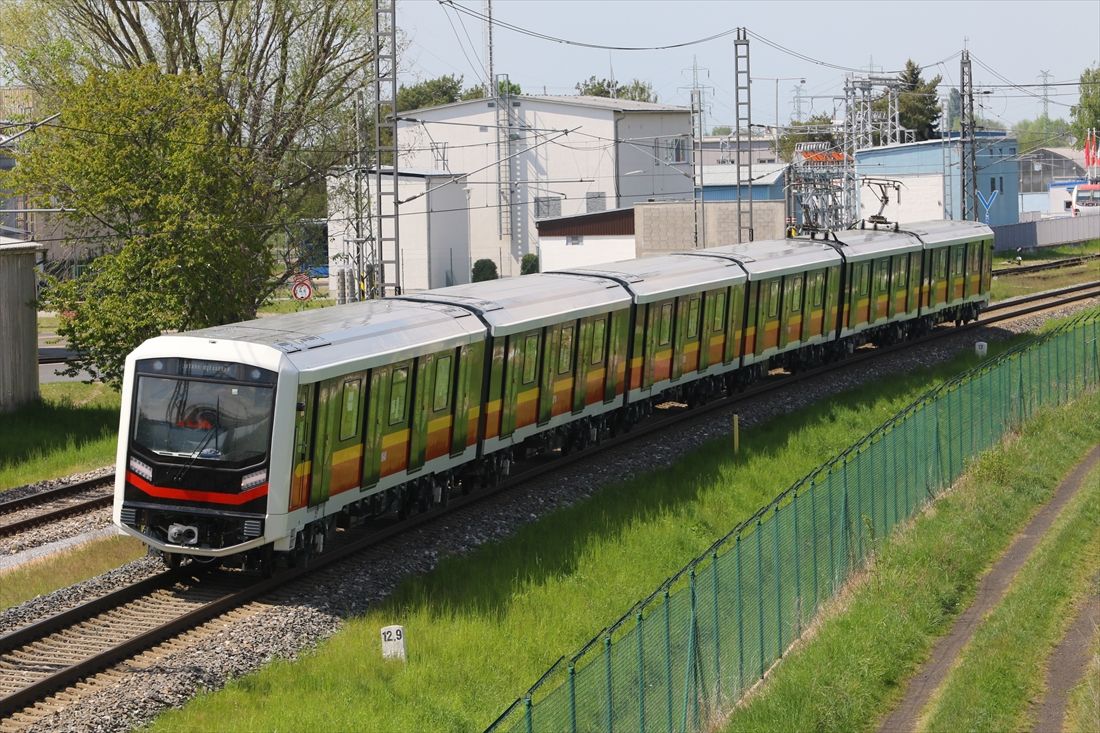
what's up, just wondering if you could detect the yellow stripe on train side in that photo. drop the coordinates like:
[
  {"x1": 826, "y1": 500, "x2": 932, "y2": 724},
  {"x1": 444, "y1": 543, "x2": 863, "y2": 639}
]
[
  {"x1": 517, "y1": 388, "x2": 539, "y2": 405},
  {"x1": 332, "y1": 443, "x2": 363, "y2": 465},
  {"x1": 428, "y1": 414, "x2": 453, "y2": 433},
  {"x1": 293, "y1": 460, "x2": 312, "y2": 478},
  {"x1": 381, "y1": 428, "x2": 410, "y2": 449}
]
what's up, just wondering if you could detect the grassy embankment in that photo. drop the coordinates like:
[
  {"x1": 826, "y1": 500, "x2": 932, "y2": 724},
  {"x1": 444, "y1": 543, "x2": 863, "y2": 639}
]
[
  {"x1": 147, "y1": 324, "x2": 1071, "y2": 732},
  {"x1": 916, "y1": 463, "x2": 1100, "y2": 732},
  {"x1": 0, "y1": 536, "x2": 145, "y2": 610},
  {"x1": 0, "y1": 383, "x2": 120, "y2": 491},
  {"x1": 1065, "y1": 599, "x2": 1100, "y2": 733},
  {"x1": 719, "y1": 393, "x2": 1100, "y2": 733},
  {"x1": 990, "y1": 238, "x2": 1100, "y2": 301}
]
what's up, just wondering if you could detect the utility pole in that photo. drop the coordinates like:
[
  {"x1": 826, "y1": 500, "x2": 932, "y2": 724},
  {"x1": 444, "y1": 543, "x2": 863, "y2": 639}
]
[
  {"x1": 683, "y1": 57, "x2": 710, "y2": 247},
  {"x1": 484, "y1": 0, "x2": 494, "y2": 97},
  {"x1": 960, "y1": 50, "x2": 979, "y2": 221},
  {"x1": 372, "y1": 0, "x2": 401, "y2": 296},
  {"x1": 733, "y1": 28, "x2": 753, "y2": 243},
  {"x1": 1038, "y1": 69, "x2": 1052, "y2": 120}
]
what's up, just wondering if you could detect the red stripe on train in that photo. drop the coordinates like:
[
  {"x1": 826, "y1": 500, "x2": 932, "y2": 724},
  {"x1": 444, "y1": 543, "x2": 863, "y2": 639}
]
[{"x1": 127, "y1": 471, "x2": 268, "y2": 506}]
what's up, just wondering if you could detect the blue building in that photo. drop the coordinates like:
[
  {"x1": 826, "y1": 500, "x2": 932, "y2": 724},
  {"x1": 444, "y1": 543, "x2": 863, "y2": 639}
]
[
  {"x1": 855, "y1": 132, "x2": 1020, "y2": 226},
  {"x1": 700, "y1": 163, "x2": 787, "y2": 202}
]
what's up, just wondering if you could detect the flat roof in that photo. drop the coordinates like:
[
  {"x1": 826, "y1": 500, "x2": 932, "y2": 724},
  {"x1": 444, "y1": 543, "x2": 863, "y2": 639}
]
[{"x1": 399, "y1": 94, "x2": 688, "y2": 117}]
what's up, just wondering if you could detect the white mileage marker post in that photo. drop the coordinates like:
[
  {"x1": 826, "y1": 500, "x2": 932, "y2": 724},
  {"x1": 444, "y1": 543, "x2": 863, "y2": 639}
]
[{"x1": 381, "y1": 625, "x2": 407, "y2": 662}]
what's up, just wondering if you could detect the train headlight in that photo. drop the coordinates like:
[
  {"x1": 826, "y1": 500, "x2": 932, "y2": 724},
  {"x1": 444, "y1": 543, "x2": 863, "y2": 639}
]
[
  {"x1": 128, "y1": 456, "x2": 153, "y2": 481},
  {"x1": 241, "y1": 470, "x2": 268, "y2": 489}
]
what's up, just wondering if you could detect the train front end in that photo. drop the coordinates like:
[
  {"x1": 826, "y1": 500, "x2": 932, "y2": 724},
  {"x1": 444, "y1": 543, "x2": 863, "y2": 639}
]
[{"x1": 113, "y1": 336, "x2": 290, "y2": 563}]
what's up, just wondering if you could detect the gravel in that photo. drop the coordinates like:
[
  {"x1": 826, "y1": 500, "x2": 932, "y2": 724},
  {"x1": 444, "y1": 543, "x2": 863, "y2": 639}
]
[{"x1": 7, "y1": 301, "x2": 1097, "y2": 733}]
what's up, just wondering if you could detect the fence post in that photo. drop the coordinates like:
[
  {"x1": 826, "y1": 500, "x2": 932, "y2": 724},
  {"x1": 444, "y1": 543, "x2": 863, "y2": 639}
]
[
  {"x1": 756, "y1": 519, "x2": 765, "y2": 680},
  {"x1": 637, "y1": 612, "x2": 645, "y2": 733},
  {"x1": 810, "y1": 481, "x2": 819, "y2": 610},
  {"x1": 735, "y1": 536, "x2": 745, "y2": 696},
  {"x1": 793, "y1": 491, "x2": 802, "y2": 638},
  {"x1": 525, "y1": 696, "x2": 534, "y2": 733},
  {"x1": 826, "y1": 469, "x2": 836, "y2": 593},
  {"x1": 773, "y1": 504, "x2": 783, "y2": 659},
  {"x1": 664, "y1": 589, "x2": 673, "y2": 733},
  {"x1": 712, "y1": 551, "x2": 721, "y2": 697},
  {"x1": 681, "y1": 570, "x2": 698, "y2": 733},
  {"x1": 568, "y1": 663, "x2": 578, "y2": 733},
  {"x1": 604, "y1": 635, "x2": 614, "y2": 733}
]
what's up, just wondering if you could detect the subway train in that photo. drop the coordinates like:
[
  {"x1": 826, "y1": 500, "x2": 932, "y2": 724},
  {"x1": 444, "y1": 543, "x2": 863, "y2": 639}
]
[{"x1": 113, "y1": 219, "x2": 993, "y2": 571}]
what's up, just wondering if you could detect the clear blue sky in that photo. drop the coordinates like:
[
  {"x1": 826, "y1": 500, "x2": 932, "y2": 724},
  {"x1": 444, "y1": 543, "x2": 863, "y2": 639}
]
[{"x1": 400, "y1": 0, "x2": 1099, "y2": 129}]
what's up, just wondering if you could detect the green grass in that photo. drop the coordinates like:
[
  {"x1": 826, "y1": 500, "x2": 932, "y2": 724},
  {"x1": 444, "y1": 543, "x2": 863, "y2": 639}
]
[
  {"x1": 0, "y1": 382, "x2": 120, "y2": 491},
  {"x1": 991, "y1": 262, "x2": 1100, "y2": 301},
  {"x1": 918, "y1": 464, "x2": 1100, "y2": 732},
  {"x1": 0, "y1": 536, "x2": 146, "y2": 610},
  {"x1": 1065, "y1": 594, "x2": 1100, "y2": 733},
  {"x1": 1005, "y1": 239, "x2": 1100, "y2": 262},
  {"x1": 148, "y1": 332, "x2": 1042, "y2": 732},
  {"x1": 718, "y1": 392, "x2": 1100, "y2": 733}
]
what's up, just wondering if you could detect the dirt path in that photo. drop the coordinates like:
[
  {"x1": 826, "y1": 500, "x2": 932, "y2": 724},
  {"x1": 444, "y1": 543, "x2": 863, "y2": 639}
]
[
  {"x1": 876, "y1": 444, "x2": 1100, "y2": 733},
  {"x1": 1031, "y1": 574, "x2": 1100, "y2": 733}
]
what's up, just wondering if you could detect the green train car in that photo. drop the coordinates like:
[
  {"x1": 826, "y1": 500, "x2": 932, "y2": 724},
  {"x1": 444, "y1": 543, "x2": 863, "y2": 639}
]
[{"x1": 114, "y1": 219, "x2": 993, "y2": 571}]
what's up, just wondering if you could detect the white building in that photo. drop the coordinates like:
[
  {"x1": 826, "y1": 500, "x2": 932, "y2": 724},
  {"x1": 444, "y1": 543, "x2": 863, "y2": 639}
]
[
  {"x1": 386, "y1": 95, "x2": 692, "y2": 281},
  {"x1": 327, "y1": 170, "x2": 469, "y2": 292}
]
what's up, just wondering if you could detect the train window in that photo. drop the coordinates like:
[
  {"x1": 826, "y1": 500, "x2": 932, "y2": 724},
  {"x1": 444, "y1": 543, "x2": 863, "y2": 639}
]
[
  {"x1": 339, "y1": 378, "x2": 361, "y2": 441},
  {"x1": 857, "y1": 264, "x2": 870, "y2": 297},
  {"x1": 433, "y1": 355, "x2": 452, "y2": 411},
  {"x1": 686, "y1": 298, "x2": 701, "y2": 339},
  {"x1": 389, "y1": 368, "x2": 408, "y2": 424},
  {"x1": 936, "y1": 249, "x2": 947, "y2": 279},
  {"x1": 811, "y1": 271, "x2": 824, "y2": 308},
  {"x1": 767, "y1": 281, "x2": 780, "y2": 319},
  {"x1": 875, "y1": 260, "x2": 889, "y2": 291},
  {"x1": 658, "y1": 302, "x2": 673, "y2": 346},
  {"x1": 591, "y1": 319, "x2": 606, "y2": 364},
  {"x1": 522, "y1": 333, "x2": 539, "y2": 384},
  {"x1": 953, "y1": 247, "x2": 965, "y2": 276},
  {"x1": 558, "y1": 325, "x2": 574, "y2": 374},
  {"x1": 788, "y1": 277, "x2": 803, "y2": 313},
  {"x1": 712, "y1": 291, "x2": 726, "y2": 332},
  {"x1": 894, "y1": 257, "x2": 907, "y2": 290}
]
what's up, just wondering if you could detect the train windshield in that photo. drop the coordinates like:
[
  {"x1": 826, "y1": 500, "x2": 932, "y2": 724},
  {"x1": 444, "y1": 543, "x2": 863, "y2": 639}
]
[{"x1": 131, "y1": 359, "x2": 276, "y2": 463}]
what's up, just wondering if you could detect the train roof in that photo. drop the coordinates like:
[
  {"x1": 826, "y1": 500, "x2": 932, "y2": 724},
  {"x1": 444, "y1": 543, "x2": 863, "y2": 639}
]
[
  {"x1": 826, "y1": 228, "x2": 924, "y2": 262},
  {"x1": 902, "y1": 219, "x2": 994, "y2": 248},
  {"x1": 180, "y1": 299, "x2": 485, "y2": 379},
  {"x1": 688, "y1": 239, "x2": 842, "y2": 278},
  {"x1": 548, "y1": 253, "x2": 746, "y2": 304},
  {"x1": 397, "y1": 272, "x2": 631, "y2": 336}
]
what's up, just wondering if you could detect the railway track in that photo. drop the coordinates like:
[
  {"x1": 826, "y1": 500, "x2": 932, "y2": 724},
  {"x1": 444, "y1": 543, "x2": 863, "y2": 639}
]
[
  {"x1": 993, "y1": 253, "x2": 1100, "y2": 277},
  {"x1": 0, "y1": 478, "x2": 113, "y2": 540},
  {"x1": 2, "y1": 282, "x2": 1097, "y2": 725}
]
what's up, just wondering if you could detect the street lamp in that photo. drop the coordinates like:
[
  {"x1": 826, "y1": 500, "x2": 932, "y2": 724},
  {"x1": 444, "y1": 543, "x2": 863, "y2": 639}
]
[{"x1": 751, "y1": 77, "x2": 805, "y2": 159}]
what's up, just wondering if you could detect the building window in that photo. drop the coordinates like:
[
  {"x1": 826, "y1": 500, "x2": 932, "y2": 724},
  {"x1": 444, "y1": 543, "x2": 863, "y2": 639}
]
[
  {"x1": 534, "y1": 196, "x2": 562, "y2": 220},
  {"x1": 567, "y1": 234, "x2": 583, "y2": 246},
  {"x1": 990, "y1": 177, "x2": 996, "y2": 193},
  {"x1": 430, "y1": 142, "x2": 448, "y2": 171},
  {"x1": 586, "y1": 192, "x2": 606, "y2": 213}
]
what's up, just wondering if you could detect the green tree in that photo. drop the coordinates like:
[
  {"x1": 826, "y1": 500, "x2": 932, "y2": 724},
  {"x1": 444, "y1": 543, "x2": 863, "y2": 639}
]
[
  {"x1": 945, "y1": 88, "x2": 961, "y2": 131},
  {"x1": 1070, "y1": 66, "x2": 1100, "y2": 148},
  {"x1": 778, "y1": 114, "x2": 837, "y2": 162},
  {"x1": 896, "y1": 59, "x2": 942, "y2": 141},
  {"x1": 575, "y1": 76, "x2": 657, "y2": 102},
  {"x1": 397, "y1": 75, "x2": 466, "y2": 111},
  {"x1": 5, "y1": 66, "x2": 272, "y2": 387},
  {"x1": 711, "y1": 125, "x2": 732, "y2": 136},
  {"x1": 471, "y1": 258, "x2": 499, "y2": 282},
  {"x1": 520, "y1": 253, "x2": 539, "y2": 275},
  {"x1": 1014, "y1": 115, "x2": 1073, "y2": 153}
]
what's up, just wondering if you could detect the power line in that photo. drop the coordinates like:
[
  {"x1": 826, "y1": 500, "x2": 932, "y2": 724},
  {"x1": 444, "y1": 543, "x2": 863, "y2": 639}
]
[{"x1": 439, "y1": 1, "x2": 741, "y2": 51}]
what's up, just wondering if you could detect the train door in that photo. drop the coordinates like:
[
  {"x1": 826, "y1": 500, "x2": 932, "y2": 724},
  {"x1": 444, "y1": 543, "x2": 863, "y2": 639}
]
[
  {"x1": 701, "y1": 289, "x2": 725, "y2": 369},
  {"x1": 309, "y1": 377, "x2": 340, "y2": 506},
  {"x1": 379, "y1": 361, "x2": 413, "y2": 478},
  {"x1": 824, "y1": 265, "x2": 841, "y2": 336},
  {"x1": 606, "y1": 310, "x2": 628, "y2": 400},
  {"x1": 326, "y1": 371, "x2": 367, "y2": 496},
  {"x1": 423, "y1": 350, "x2": 456, "y2": 462},
  {"x1": 980, "y1": 240, "x2": 994, "y2": 295},
  {"x1": 951, "y1": 245, "x2": 966, "y2": 301},
  {"x1": 933, "y1": 248, "x2": 948, "y2": 306},
  {"x1": 503, "y1": 330, "x2": 541, "y2": 434},
  {"x1": 539, "y1": 325, "x2": 561, "y2": 425},
  {"x1": 451, "y1": 344, "x2": 473, "y2": 454},
  {"x1": 549, "y1": 321, "x2": 576, "y2": 419},
  {"x1": 804, "y1": 270, "x2": 823, "y2": 340},
  {"x1": 726, "y1": 283, "x2": 747, "y2": 363},
  {"x1": 361, "y1": 366, "x2": 389, "y2": 488},
  {"x1": 648, "y1": 300, "x2": 674, "y2": 385},
  {"x1": 782, "y1": 274, "x2": 803, "y2": 347},
  {"x1": 408, "y1": 354, "x2": 436, "y2": 471},
  {"x1": 677, "y1": 294, "x2": 702, "y2": 377},
  {"x1": 289, "y1": 383, "x2": 315, "y2": 512}
]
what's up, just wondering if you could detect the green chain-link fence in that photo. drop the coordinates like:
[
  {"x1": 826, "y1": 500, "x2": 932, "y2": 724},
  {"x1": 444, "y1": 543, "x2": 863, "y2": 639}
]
[{"x1": 487, "y1": 308, "x2": 1100, "y2": 733}]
